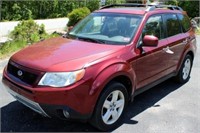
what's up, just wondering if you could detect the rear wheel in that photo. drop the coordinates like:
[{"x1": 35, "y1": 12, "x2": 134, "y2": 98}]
[
  {"x1": 90, "y1": 82, "x2": 128, "y2": 131},
  {"x1": 175, "y1": 54, "x2": 193, "y2": 83}
]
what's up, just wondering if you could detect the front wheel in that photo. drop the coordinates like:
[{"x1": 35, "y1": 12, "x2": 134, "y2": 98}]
[
  {"x1": 90, "y1": 82, "x2": 128, "y2": 131},
  {"x1": 175, "y1": 54, "x2": 193, "y2": 83}
]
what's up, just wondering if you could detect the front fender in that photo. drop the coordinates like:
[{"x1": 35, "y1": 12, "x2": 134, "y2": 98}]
[{"x1": 87, "y1": 62, "x2": 136, "y2": 112}]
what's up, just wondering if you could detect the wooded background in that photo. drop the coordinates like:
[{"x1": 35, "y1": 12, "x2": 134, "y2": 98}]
[{"x1": 0, "y1": 0, "x2": 199, "y2": 22}]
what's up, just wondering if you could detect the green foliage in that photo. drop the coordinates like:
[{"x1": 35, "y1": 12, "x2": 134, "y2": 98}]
[
  {"x1": 178, "y1": 1, "x2": 199, "y2": 18},
  {"x1": 46, "y1": 33, "x2": 60, "y2": 39},
  {"x1": 1, "y1": 0, "x2": 199, "y2": 21},
  {"x1": 86, "y1": 0, "x2": 100, "y2": 12},
  {"x1": 12, "y1": 3, "x2": 22, "y2": 20},
  {"x1": 4, "y1": 2, "x2": 33, "y2": 21},
  {"x1": 165, "y1": 0, "x2": 199, "y2": 18},
  {"x1": 67, "y1": 7, "x2": 91, "y2": 27},
  {"x1": 1, "y1": 0, "x2": 89, "y2": 21},
  {"x1": 1, "y1": 0, "x2": 126, "y2": 21},
  {"x1": 0, "y1": 40, "x2": 27, "y2": 59},
  {"x1": 0, "y1": 33, "x2": 59, "y2": 59},
  {"x1": 165, "y1": 0, "x2": 178, "y2": 6},
  {"x1": 10, "y1": 19, "x2": 48, "y2": 43},
  {"x1": 106, "y1": 0, "x2": 126, "y2": 5}
]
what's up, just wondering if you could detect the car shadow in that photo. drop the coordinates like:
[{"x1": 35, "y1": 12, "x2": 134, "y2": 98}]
[
  {"x1": 1, "y1": 79, "x2": 183, "y2": 132},
  {"x1": 122, "y1": 79, "x2": 183, "y2": 126}
]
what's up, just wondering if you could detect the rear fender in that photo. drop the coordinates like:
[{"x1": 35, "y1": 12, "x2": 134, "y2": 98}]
[{"x1": 176, "y1": 39, "x2": 196, "y2": 72}]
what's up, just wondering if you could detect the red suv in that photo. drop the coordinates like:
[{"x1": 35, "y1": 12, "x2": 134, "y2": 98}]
[{"x1": 2, "y1": 4, "x2": 197, "y2": 131}]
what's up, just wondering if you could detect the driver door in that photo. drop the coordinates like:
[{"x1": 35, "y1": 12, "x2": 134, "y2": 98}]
[{"x1": 133, "y1": 15, "x2": 171, "y2": 89}]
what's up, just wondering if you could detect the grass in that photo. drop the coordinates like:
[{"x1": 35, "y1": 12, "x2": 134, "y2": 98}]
[{"x1": 0, "y1": 33, "x2": 60, "y2": 59}]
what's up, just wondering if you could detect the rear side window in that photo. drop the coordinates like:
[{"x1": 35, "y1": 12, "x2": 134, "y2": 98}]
[
  {"x1": 164, "y1": 14, "x2": 182, "y2": 37},
  {"x1": 177, "y1": 14, "x2": 191, "y2": 32}
]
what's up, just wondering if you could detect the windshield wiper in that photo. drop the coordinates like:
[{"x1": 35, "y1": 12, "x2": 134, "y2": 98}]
[
  {"x1": 63, "y1": 34, "x2": 106, "y2": 44},
  {"x1": 77, "y1": 36, "x2": 105, "y2": 44}
]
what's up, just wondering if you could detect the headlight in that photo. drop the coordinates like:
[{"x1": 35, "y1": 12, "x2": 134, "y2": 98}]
[{"x1": 38, "y1": 69, "x2": 85, "y2": 87}]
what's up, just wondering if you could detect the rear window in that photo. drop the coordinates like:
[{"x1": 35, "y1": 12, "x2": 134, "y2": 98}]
[
  {"x1": 164, "y1": 14, "x2": 182, "y2": 37},
  {"x1": 177, "y1": 14, "x2": 191, "y2": 32}
]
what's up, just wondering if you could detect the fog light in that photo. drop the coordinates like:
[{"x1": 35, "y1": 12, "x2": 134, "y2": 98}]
[{"x1": 63, "y1": 110, "x2": 70, "y2": 118}]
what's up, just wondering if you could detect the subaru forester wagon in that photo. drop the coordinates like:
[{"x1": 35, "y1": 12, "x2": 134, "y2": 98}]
[{"x1": 2, "y1": 4, "x2": 197, "y2": 131}]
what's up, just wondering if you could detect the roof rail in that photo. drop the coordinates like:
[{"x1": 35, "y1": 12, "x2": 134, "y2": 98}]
[
  {"x1": 153, "y1": 5, "x2": 183, "y2": 11},
  {"x1": 100, "y1": 3, "x2": 146, "y2": 9},
  {"x1": 100, "y1": 3, "x2": 183, "y2": 11}
]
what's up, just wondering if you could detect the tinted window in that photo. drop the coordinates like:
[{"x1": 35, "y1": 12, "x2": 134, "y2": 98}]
[
  {"x1": 164, "y1": 14, "x2": 182, "y2": 37},
  {"x1": 142, "y1": 15, "x2": 164, "y2": 40},
  {"x1": 177, "y1": 14, "x2": 191, "y2": 32}
]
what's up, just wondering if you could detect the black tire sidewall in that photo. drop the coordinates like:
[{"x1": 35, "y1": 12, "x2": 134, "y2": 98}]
[
  {"x1": 91, "y1": 82, "x2": 128, "y2": 131},
  {"x1": 177, "y1": 54, "x2": 193, "y2": 83}
]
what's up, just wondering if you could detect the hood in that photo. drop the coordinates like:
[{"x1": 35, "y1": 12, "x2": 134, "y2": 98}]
[{"x1": 11, "y1": 37, "x2": 124, "y2": 71}]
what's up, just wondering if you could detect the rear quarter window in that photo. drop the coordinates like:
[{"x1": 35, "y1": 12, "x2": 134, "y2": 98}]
[{"x1": 177, "y1": 14, "x2": 191, "y2": 32}]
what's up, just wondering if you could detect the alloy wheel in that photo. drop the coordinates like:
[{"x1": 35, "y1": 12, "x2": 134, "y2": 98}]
[
  {"x1": 101, "y1": 90, "x2": 125, "y2": 125},
  {"x1": 182, "y1": 58, "x2": 191, "y2": 80}
]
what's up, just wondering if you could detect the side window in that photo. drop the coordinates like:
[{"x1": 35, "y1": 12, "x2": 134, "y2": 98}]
[
  {"x1": 142, "y1": 15, "x2": 164, "y2": 40},
  {"x1": 177, "y1": 14, "x2": 191, "y2": 32},
  {"x1": 164, "y1": 14, "x2": 182, "y2": 37}
]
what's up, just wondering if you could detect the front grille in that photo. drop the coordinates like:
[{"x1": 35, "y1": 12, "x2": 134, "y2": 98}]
[{"x1": 7, "y1": 62, "x2": 39, "y2": 85}]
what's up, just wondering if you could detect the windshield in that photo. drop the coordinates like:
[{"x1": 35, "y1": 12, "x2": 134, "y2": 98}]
[{"x1": 68, "y1": 12, "x2": 142, "y2": 45}]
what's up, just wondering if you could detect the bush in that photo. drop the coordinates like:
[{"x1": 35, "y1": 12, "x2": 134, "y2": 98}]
[
  {"x1": 10, "y1": 19, "x2": 48, "y2": 43},
  {"x1": 67, "y1": 7, "x2": 90, "y2": 27},
  {"x1": 0, "y1": 20, "x2": 60, "y2": 58},
  {"x1": 165, "y1": 0, "x2": 199, "y2": 18},
  {"x1": 86, "y1": 0, "x2": 100, "y2": 12},
  {"x1": 106, "y1": 0, "x2": 126, "y2": 5},
  {"x1": 178, "y1": 1, "x2": 199, "y2": 18},
  {"x1": 0, "y1": 40, "x2": 27, "y2": 59},
  {"x1": 165, "y1": 0, "x2": 178, "y2": 5},
  {"x1": 0, "y1": 32, "x2": 60, "y2": 59}
]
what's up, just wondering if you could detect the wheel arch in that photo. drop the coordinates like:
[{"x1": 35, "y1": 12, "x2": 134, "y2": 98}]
[
  {"x1": 88, "y1": 63, "x2": 136, "y2": 117},
  {"x1": 187, "y1": 51, "x2": 194, "y2": 62},
  {"x1": 104, "y1": 75, "x2": 133, "y2": 101},
  {"x1": 89, "y1": 63, "x2": 136, "y2": 100}
]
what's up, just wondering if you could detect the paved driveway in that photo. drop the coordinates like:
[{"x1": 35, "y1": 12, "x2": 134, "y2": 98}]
[{"x1": 0, "y1": 36, "x2": 200, "y2": 132}]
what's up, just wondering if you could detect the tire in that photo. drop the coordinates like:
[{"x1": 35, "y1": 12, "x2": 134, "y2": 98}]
[
  {"x1": 90, "y1": 82, "x2": 128, "y2": 131},
  {"x1": 175, "y1": 54, "x2": 193, "y2": 83}
]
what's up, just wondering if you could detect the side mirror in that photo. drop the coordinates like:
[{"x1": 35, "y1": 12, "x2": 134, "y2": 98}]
[{"x1": 143, "y1": 35, "x2": 158, "y2": 47}]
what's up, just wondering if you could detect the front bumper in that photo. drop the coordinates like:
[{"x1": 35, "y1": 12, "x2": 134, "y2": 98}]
[
  {"x1": 2, "y1": 70, "x2": 93, "y2": 121},
  {"x1": 6, "y1": 86, "x2": 49, "y2": 117}
]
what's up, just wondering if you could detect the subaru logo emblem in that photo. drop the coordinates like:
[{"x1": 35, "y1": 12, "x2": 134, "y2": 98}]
[{"x1": 17, "y1": 70, "x2": 23, "y2": 76}]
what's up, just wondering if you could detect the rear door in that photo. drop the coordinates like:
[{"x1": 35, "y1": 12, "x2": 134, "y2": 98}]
[{"x1": 163, "y1": 13, "x2": 188, "y2": 71}]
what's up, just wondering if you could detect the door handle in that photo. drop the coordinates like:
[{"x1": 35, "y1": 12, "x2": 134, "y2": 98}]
[{"x1": 163, "y1": 46, "x2": 174, "y2": 54}]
